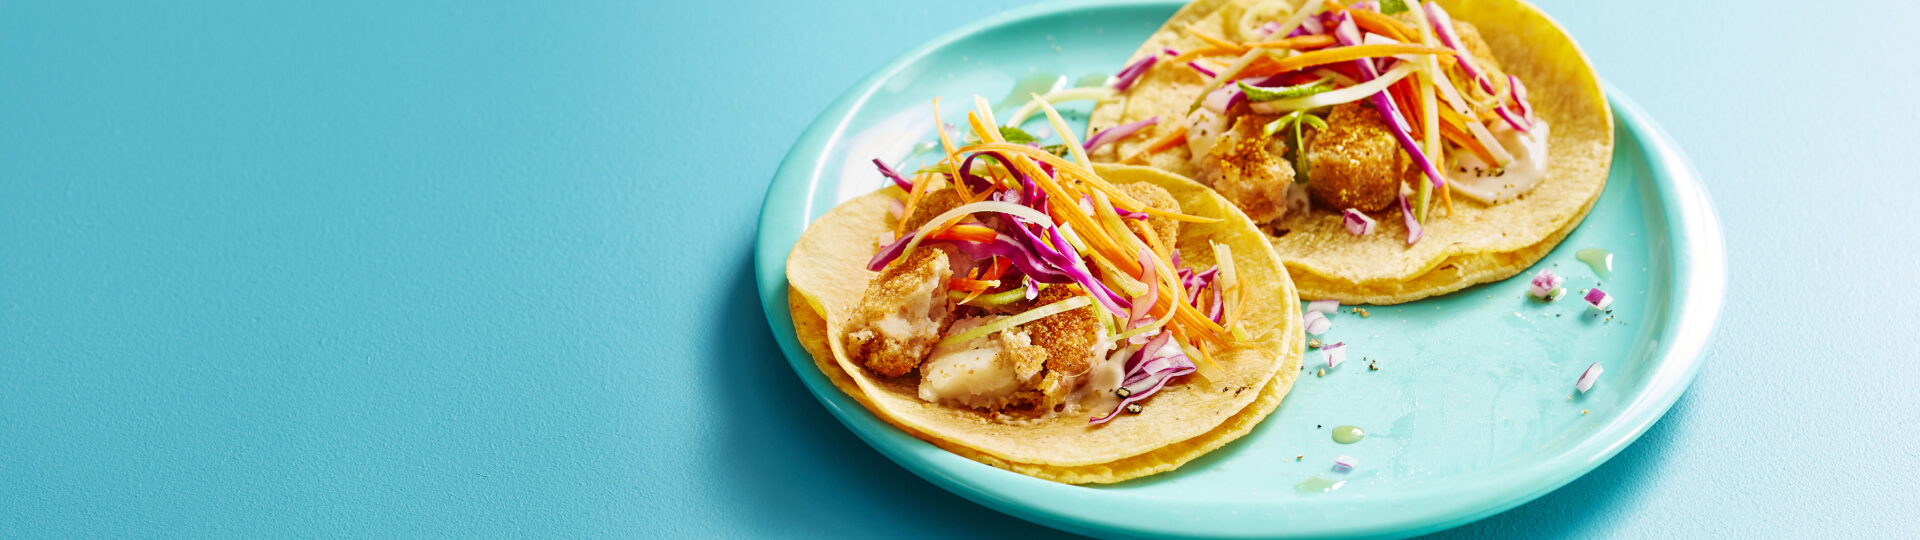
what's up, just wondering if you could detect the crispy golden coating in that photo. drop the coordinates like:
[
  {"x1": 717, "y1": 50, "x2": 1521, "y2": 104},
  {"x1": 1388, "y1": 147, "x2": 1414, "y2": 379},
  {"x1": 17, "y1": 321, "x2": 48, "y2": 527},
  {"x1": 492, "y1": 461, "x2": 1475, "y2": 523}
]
[
  {"x1": 1113, "y1": 182, "x2": 1183, "y2": 252},
  {"x1": 1013, "y1": 285, "x2": 1101, "y2": 378},
  {"x1": 1306, "y1": 102, "x2": 1400, "y2": 212},
  {"x1": 902, "y1": 188, "x2": 966, "y2": 233},
  {"x1": 846, "y1": 247, "x2": 955, "y2": 378},
  {"x1": 1208, "y1": 115, "x2": 1296, "y2": 224}
]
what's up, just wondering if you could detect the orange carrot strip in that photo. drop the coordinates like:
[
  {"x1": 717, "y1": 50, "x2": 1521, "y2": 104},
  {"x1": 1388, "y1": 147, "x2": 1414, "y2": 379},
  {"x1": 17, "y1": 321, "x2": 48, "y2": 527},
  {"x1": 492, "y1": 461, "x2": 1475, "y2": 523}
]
[
  {"x1": 930, "y1": 98, "x2": 970, "y2": 202},
  {"x1": 1436, "y1": 117, "x2": 1499, "y2": 167},
  {"x1": 980, "y1": 256, "x2": 1013, "y2": 281},
  {"x1": 947, "y1": 277, "x2": 1000, "y2": 291},
  {"x1": 894, "y1": 171, "x2": 934, "y2": 237},
  {"x1": 1182, "y1": 23, "x2": 1249, "y2": 54},
  {"x1": 1123, "y1": 126, "x2": 1189, "y2": 164},
  {"x1": 1234, "y1": 43, "x2": 1454, "y2": 80},
  {"x1": 1350, "y1": 10, "x2": 1414, "y2": 43},
  {"x1": 926, "y1": 224, "x2": 997, "y2": 244},
  {"x1": 1171, "y1": 46, "x2": 1244, "y2": 63},
  {"x1": 1244, "y1": 34, "x2": 1339, "y2": 50},
  {"x1": 965, "y1": 142, "x2": 1220, "y2": 224}
]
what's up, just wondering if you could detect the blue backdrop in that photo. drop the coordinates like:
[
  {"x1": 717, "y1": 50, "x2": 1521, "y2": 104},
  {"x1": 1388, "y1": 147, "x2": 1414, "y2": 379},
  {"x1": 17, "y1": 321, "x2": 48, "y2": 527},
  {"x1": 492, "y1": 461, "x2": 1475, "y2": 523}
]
[{"x1": 3, "y1": 0, "x2": 1915, "y2": 537}]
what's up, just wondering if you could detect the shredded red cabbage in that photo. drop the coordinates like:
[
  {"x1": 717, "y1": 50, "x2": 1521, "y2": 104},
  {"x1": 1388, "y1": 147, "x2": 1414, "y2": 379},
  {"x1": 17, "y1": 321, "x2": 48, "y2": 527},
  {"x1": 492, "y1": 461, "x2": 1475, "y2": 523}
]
[
  {"x1": 873, "y1": 159, "x2": 913, "y2": 191},
  {"x1": 1083, "y1": 116, "x2": 1160, "y2": 153},
  {"x1": 1090, "y1": 331, "x2": 1196, "y2": 425},
  {"x1": 1425, "y1": 2, "x2": 1497, "y2": 94},
  {"x1": 1510, "y1": 74, "x2": 1534, "y2": 119},
  {"x1": 1188, "y1": 61, "x2": 1218, "y2": 78},
  {"x1": 1112, "y1": 55, "x2": 1159, "y2": 92},
  {"x1": 1396, "y1": 187, "x2": 1424, "y2": 245}
]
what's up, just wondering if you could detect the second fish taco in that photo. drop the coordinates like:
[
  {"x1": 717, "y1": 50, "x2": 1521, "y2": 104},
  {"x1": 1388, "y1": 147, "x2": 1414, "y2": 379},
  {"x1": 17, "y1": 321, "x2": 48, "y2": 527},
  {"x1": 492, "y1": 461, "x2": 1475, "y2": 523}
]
[{"x1": 1085, "y1": 0, "x2": 1612, "y2": 304}]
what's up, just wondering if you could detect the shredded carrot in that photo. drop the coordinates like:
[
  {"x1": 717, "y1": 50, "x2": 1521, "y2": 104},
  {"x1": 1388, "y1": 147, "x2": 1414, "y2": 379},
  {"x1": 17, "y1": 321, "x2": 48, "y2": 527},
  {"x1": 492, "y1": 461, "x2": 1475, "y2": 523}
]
[
  {"x1": 929, "y1": 98, "x2": 969, "y2": 202},
  {"x1": 964, "y1": 142, "x2": 1220, "y2": 224},
  {"x1": 1349, "y1": 9, "x2": 1415, "y2": 43},
  {"x1": 1233, "y1": 43, "x2": 1453, "y2": 80},
  {"x1": 926, "y1": 223, "x2": 997, "y2": 244},
  {"x1": 1123, "y1": 126, "x2": 1188, "y2": 164},
  {"x1": 1436, "y1": 116, "x2": 1499, "y2": 167},
  {"x1": 1181, "y1": 22, "x2": 1249, "y2": 55},
  {"x1": 894, "y1": 170, "x2": 934, "y2": 237},
  {"x1": 1386, "y1": 80, "x2": 1419, "y2": 139},
  {"x1": 1125, "y1": 217, "x2": 1190, "y2": 324},
  {"x1": 980, "y1": 256, "x2": 1012, "y2": 281},
  {"x1": 1170, "y1": 46, "x2": 1244, "y2": 63},
  {"x1": 1244, "y1": 34, "x2": 1339, "y2": 50},
  {"x1": 958, "y1": 125, "x2": 1229, "y2": 346},
  {"x1": 947, "y1": 277, "x2": 1000, "y2": 291}
]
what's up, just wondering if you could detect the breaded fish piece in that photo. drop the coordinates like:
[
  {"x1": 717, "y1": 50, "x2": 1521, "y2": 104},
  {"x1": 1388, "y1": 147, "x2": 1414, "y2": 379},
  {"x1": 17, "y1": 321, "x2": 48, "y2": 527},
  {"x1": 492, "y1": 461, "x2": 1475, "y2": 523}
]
[
  {"x1": 1015, "y1": 285, "x2": 1102, "y2": 378},
  {"x1": 901, "y1": 188, "x2": 966, "y2": 233},
  {"x1": 1113, "y1": 182, "x2": 1183, "y2": 252},
  {"x1": 1307, "y1": 102, "x2": 1400, "y2": 212},
  {"x1": 1208, "y1": 115, "x2": 1296, "y2": 224},
  {"x1": 846, "y1": 247, "x2": 955, "y2": 378}
]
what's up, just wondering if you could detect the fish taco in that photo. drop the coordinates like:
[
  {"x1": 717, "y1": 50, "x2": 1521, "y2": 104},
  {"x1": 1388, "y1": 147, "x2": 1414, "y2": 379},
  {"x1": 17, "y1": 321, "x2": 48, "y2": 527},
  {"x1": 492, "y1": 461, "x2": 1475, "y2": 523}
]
[
  {"x1": 1084, "y1": 0, "x2": 1612, "y2": 304},
  {"x1": 786, "y1": 99, "x2": 1302, "y2": 483}
]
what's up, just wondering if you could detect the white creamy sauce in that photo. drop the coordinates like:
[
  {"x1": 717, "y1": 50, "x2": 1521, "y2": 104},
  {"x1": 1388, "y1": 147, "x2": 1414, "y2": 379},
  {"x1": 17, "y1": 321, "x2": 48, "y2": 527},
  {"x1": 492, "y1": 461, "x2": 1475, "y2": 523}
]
[
  {"x1": 1446, "y1": 118, "x2": 1551, "y2": 205},
  {"x1": 1185, "y1": 108, "x2": 1230, "y2": 168},
  {"x1": 1075, "y1": 343, "x2": 1134, "y2": 417}
]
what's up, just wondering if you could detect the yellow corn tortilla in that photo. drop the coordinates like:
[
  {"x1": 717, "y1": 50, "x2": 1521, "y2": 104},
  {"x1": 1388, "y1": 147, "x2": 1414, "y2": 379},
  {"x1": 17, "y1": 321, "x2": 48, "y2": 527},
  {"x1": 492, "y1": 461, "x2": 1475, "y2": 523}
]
[
  {"x1": 789, "y1": 288, "x2": 1291, "y2": 484},
  {"x1": 785, "y1": 164, "x2": 1301, "y2": 483},
  {"x1": 1087, "y1": 0, "x2": 1612, "y2": 305}
]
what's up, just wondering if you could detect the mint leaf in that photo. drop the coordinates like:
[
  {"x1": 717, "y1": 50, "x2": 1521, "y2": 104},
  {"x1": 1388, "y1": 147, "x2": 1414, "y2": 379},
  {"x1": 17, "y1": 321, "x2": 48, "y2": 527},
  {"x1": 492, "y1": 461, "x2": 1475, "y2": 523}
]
[
  {"x1": 998, "y1": 126, "x2": 1040, "y2": 144},
  {"x1": 1380, "y1": 0, "x2": 1410, "y2": 15}
]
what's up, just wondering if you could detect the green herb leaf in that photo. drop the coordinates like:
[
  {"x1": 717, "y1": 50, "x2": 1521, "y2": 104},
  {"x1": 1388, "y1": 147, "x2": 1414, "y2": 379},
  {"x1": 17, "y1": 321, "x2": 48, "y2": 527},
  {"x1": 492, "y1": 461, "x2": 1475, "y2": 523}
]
[
  {"x1": 1380, "y1": 0, "x2": 1410, "y2": 15},
  {"x1": 1236, "y1": 78, "x2": 1336, "y2": 103},
  {"x1": 998, "y1": 126, "x2": 1041, "y2": 144}
]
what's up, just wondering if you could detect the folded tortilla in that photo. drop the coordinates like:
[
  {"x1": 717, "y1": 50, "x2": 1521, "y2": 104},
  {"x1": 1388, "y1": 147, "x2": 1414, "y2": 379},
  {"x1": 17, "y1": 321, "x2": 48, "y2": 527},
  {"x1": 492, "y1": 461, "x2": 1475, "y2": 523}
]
[
  {"x1": 1087, "y1": 0, "x2": 1612, "y2": 304},
  {"x1": 785, "y1": 164, "x2": 1302, "y2": 483}
]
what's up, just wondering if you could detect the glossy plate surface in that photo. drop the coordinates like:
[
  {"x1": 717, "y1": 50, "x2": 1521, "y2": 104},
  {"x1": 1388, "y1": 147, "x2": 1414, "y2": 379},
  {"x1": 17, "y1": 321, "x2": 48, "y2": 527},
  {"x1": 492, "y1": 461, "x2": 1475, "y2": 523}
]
[{"x1": 753, "y1": 1, "x2": 1724, "y2": 537}]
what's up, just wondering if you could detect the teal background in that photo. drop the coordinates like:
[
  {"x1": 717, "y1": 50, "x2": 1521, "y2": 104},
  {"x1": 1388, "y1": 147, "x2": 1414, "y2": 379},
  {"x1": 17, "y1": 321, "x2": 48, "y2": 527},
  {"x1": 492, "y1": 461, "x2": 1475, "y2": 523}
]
[{"x1": 1, "y1": 1, "x2": 1913, "y2": 539}]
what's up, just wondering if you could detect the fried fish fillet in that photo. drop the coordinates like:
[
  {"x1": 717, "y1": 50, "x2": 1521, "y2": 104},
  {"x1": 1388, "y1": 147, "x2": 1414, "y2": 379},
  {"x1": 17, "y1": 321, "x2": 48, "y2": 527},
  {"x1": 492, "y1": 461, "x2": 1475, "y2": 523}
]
[
  {"x1": 1306, "y1": 102, "x2": 1400, "y2": 212},
  {"x1": 1208, "y1": 115, "x2": 1296, "y2": 224},
  {"x1": 845, "y1": 247, "x2": 955, "y2": 378}
]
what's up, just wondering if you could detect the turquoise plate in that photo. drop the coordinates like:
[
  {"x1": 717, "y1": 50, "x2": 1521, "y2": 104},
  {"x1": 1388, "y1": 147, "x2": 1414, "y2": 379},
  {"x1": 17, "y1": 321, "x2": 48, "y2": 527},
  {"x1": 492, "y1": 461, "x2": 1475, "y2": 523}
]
[{"x1": 753, "y1": 1, "x2": 1724, "y2": 537}]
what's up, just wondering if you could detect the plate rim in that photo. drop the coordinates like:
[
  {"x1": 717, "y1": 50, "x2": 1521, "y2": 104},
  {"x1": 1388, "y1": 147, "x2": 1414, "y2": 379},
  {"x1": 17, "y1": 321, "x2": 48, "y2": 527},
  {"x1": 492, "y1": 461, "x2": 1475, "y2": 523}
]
[{"x1": 753, "y1": 1, "x2": 1726, "y2": 537}]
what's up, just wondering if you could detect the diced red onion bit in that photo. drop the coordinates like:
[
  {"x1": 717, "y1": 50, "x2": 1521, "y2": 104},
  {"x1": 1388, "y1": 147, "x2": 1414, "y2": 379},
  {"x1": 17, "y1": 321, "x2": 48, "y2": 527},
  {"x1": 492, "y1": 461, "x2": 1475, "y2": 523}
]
[
  {"x1": 1083, "y1": 116, "x2": 1160, "y2": 152},
  {"x1": 1576, "y1": 362, "x2": 1603, "y2": 393},
  {"x1": 1111, "y1": 55, "x2": 1159, "y2": 92},
  {"x1": 1333, "y1": 455, "x2": 1358, "y2": 471},
  {"x1": 1343, "y1": 208, "x2": 1376, "y2": 236},
  {"x1": 1584, "y1": 287, "x2": 1613, "y2": 310},
  {"x1": 1306, "y1": 299, "x2": 1341, "y2": 314},
  {"x1": 1304, "y1": 310, "x2": 1332, "y2": 335},
  {"x1": 1090, "y1": 331, "x2": 1197, "y2": 424},
  {"x1": 1324, "y1": 342, "x2": 1347, "y2": 368},
  {"x1": 1527, "y1": 269, "x2": 1565, "y2": 300}
]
